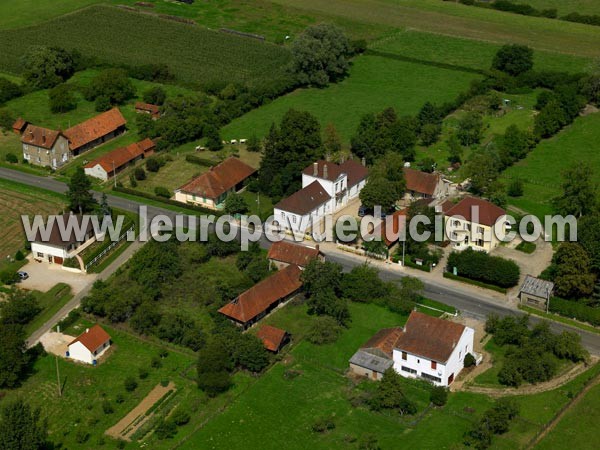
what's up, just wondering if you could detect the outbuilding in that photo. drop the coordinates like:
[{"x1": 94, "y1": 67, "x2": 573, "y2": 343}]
[
  {"x1": 67, "y1": 325, "x2": 112, "y2": 365},
  {"x1": 519, "y1": 275, "x2": 554, "y2": 311}
]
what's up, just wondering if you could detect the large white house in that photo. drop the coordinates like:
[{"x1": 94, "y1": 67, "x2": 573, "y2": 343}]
[
  {"x1": 273, "y1": 159, "x2": 368, "y2": 237},
  {"x1": 67, "y1": 325, "x2": 112, "y2": 365},
  {"x1": 350, "y1": 311, "x2": 475, "y2": 387},
  {"x1": 444, "y1": 196, "x2": 508, "y2": 253}
]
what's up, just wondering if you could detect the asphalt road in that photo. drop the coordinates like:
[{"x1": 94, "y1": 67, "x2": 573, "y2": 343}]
[{"x1": 3, "y1": 167, "x2": 600, "y2": 355}]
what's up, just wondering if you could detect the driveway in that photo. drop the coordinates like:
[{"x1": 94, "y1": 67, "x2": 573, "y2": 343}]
[
  {"x1": 18, "y1": 256, "x2": 97, "y2": 294},
  {"x1": 39, "y1": 331, "x2": 76, "y2": 356}
]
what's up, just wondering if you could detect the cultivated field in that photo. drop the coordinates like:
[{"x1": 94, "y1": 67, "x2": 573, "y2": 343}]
[
  {"x1": 0, "y1": 179, "x2": 65, "y2": 260},
  {"x1": 0, "y1": 5, "x2": 292, "y2": 88},
  {"x1": 502, "y1": 113, "x2": 600, "y2": 217},
  {"x1": 223, "y1": 52, "x2": 481, "y2": 142},
  {"x1": 271, "y1": 0, "x2": 600, "y2": 58}
]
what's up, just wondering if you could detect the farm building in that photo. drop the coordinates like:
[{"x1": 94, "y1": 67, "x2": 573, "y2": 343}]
[
  {"x1": 273, "y1": 159, "x2": 368, "y2": 238},
  {"x1": 67, "y1": 324, "x2": 112, "y2": 365},
  {"x1": 12, "y1": 117, "x2": 28, "y2": 134},
  {"x1": 135, "y1": 101, "x2": 161, "y2": 120},
  {"x1": 218, "y1": 264, "x2": 303, "y2": 329},
  {"x1": 349, "y1": 311, "x2": 475, "y2": 387},
  {"x1": 84, "y1": 138, "x2": 155, "y2": 181},
  {"x1": 20, "y1": 125, "x2": 70, "y2": 169},
  {"x1": 403, "y1": 168, "x2": 449, "y2": 203},
  {"x1": 444, "y1": 196, "x2": 508, "y2": 253},
  {"x1": 64, "y1": 107, "x2": 127, "y2": 156},
  {"x1": 519, "y1": 275, "x2": 554, "y2": 311},
  {"x1": 174, "y1": 157, "x2": 256, "y2": 210},
  {"x1": 267, "y1": 241, "x2": 323, "y2": 270},
  {"x1": 257, "y1": 325, "x2": 289, "y2": 353},
  {"x1": 30, "y1": 213, "x2": 96, "y2": 267}
]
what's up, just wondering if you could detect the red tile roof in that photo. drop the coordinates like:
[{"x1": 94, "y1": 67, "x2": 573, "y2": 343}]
[
  {"x1": 362, "y1": 327, "x2": 404, "y2": 357},
  {"x1": 68, "y1": 324, "x2": 111, "y2": 353},
  {"x1": 65, "y1": 108, "x2": 126, "y2": 151},
  {"x1": 177, "y1": 157, "x2": 256, "y2": 199},
  {"x1": 12, "y1": 117, "x2": 28, "y2": 133},
  {"x1": 303, "y1": 160, "x2": 344, "y2": 180},
  {"x1": 267, "y1": 241, "x2": 321, "y2": 267},
  {"x1": 84, "y1": 138, "x2": 155, "y2": 173},
  {"x1": 339, "y1": 159, "x2": 368, "y2": 187},
  {"x1": 257, "y1": 325, "x2": 288, "y2": 352},
  {"x1": 394, "y1": 311, "x2": 466, "y2": 363},
  {"x1": 274, "y1": 181, "x2": 331, "y2": 215},
  {"x1": 20, "y1": 124, "x2": 63, "y2": 149},
  {"x1": 218, "y1": 264, "x2": 303, "y2": 324},
  {"x1": 135, "y1": 102, "x2": 160, "y2": 115},
  {"x1": 373, "y1": 209, "x2": 407, "y2": 247},
  {"x1": 404, "y1": 168, "x2": 440, "y2": 196},
  {"x1": 445, "y1": 196, "x2": 506, "y2": 227},
  {"x1": 33, "y1": 213, "x2": 95, "y2": 247}
]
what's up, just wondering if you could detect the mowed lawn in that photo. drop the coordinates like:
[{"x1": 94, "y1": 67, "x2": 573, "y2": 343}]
[
  {"x1": 223, "y1": 53, "x2": 481, "y2": 143},
  {"x1": 502, "y1": 113, "x2": 600, "y2": 217},
  {"x1": 534, "y1": 380, "x2": 600, "y2": 450},
  {"x1": 0, "y1": 178, "x2": 65, "y2": 260}
]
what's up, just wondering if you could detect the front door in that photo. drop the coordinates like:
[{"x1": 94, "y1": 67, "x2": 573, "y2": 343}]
[
  {"x1": 47, "y1": 255, "x2": 53, "y2": 263},
  {"x1": 448, "y1": 373, "x2": 454, "y2": 385}
]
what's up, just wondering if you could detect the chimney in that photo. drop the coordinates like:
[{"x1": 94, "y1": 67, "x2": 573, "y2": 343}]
[
  {"x1": 85, "y1": 328, "x2": 89, "y2": 333},
  {"x1": 313, "y1": 162, "x2": 318, "y2": 176},
  {"x1": 361, "y1": 157, "x2": 366, "y2": 167},
  {"x1": 323, "y1": 164, "x2": 328, "y2": 180}
]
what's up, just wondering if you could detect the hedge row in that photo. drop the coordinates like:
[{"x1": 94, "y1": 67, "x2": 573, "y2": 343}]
[
  {"x1": 185, "y1": 154, "x2": 217, "y2": 167},
  {"x1": 446, "y1": 248, "x2": 519, "y2": 288},
  {"x1": 112, "y1": 186, "x2": 224, "y2": 216},
  {"x1": 549, "y1": 297, "x2": 600, "y2": 327},
  {"x1": 443, "y1": 272, "x2": 508, "y2": 293}
]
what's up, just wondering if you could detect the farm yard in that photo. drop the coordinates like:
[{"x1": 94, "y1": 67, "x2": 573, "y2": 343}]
[
  {"x1": 0, "y1": 5, "x2": 292, "y2": 89},
  {"x1": 0, "y1": 178, "x2": 65, "y2": 261}
]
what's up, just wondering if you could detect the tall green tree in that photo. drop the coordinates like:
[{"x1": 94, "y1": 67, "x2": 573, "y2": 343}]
[
  {"x1": 66, "y1": 167, "x2": 97, "y2": 213},
  {"x1": 0, "y1": 325, "x2": 28, "y2": 389},
  {"x1": 323, "y1": 123, "x2": 342, "y2": 156},
  {"x1": 291, "y1": 23, "x2": 351, "y2": 87},
  {"x1": 456, "y1": 112, "x2": 483, "y2": 146},
  {"x1": 0, "y1": 399, "x2": 48, "y2": 450},
  {"x1": 492, "y1": 44, "x2": 534, "y2": 76},
  {"x1": 21, "y1": 46, "x2": 77, "y2": 89},
  {"x1": 552, "y1": 163, "x2": 598, "y2": 217}
]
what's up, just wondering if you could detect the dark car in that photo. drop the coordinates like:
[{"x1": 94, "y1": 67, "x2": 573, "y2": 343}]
[
  {"x1": 358, "y1": 205, "x2": 370, "y2": 217},
  {"x1": 17, "y1": 271, "x2": 29, "y2": 281}
]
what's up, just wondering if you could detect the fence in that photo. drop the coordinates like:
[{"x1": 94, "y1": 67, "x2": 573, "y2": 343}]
[{"x1": 84, "y1": 225, "x2": 134, "y2": 271}]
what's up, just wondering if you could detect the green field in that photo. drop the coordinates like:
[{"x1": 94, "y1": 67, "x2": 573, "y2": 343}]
[
  {"x1": 535, "y1": 379, "x2": 600, "y2": 449},
  {"x1": 223, "y1": 53, "x2": 481, "y2": 142},
  {"x1": 0, "y1": 4, "x2": 291, "y2": 88},
  {"x1": 515, "y1": 0, "x2": 600, "y2": 16},
  {"x1": 25, "y1": 283, "x2": 73, "y2": 336},
  {"x1": 502, "y1": 113, "x2": 600, "y2": 217}
]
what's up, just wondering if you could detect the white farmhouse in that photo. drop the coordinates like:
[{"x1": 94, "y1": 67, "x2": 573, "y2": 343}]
[
  {"x1": 349, "y1": 311, "x2": 475, "y2": 387},
  {"x1": 67, "y1": 324, "x2": 112, "y2": 365},
  {"x1": 273, "y1": 159, "x2": 368, "y2": 237}
]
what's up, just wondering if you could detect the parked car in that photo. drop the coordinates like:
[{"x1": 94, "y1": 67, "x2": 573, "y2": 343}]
[
  {"x1": 358, "y1": 205, "x2": 370, "y2": 217},
  {"x1": 17, "y1": 271, "x2": 29, "y2": 281}
]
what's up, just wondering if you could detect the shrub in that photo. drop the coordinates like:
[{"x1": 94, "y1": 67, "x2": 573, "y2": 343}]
[
  {"x1": 75, "y1": 429, "x2": 89, "y2": 444},
  {"x1": 102, "y1": 400, "x2": 114, "y2": 414},
  {"x1": 124, "y1": 376, "x2": 138, "y2": 392},
  {"x1": 154, "y1": 186, "x2": 171, "y2": 198},
  {"x1": 146, "y1": 157, "x2": 161, "y2": 172},
  {"x1": 430, "y1": 386, "x2": 448, "y2": 407},
  {"x1": 185, "y1": 154, "x2": 216, "y2": 167},
  {"x1": 134, "y1": 167, "x2": 146, "y2": 180},
  {"x1": 171, "y1": 408, "x2": 191, "y2": 426},
  {"x1": 143, "y1": 86, "x2": 166, "y2": 106},
  {"x1": 115, "y1": 393, "x2": 125, "y2": 404},
  {"x1": 138, "y1": 367, "x2": 149, "y2": 380},
  {"x1": 464, "y1": 353, "x2": 476, "y2": 368},
  {"x1": 312, "y1": 416, "x2": 336, "y2": 433},
  {"x1": 306, "y1": 316, "x2": 343, "y2": 345},
  {"x1": 446, "y1": 249, "x2": 520, "y2": 288},
  {"x1": 151, "y1": 356, "x2": 163, "y2": 369},
  {"x1": 507, "y1": 178, "x2": 524, "y2": 197},
  {"x1": 94, "y1": 95, "x2": 111, "y2": 112},
  {"x1": 129, "y1": 174, "x2": 137, "y2": 188},
  {"x1": 0, "y1": 270, "x2": 20, "y2": 285},
  {"x1": 549, "y1": 297, "x2": 600, "y2": 327},
  {"x1": 4, "y1": 153, "x2": 18, "y2": 164},
  {"x1": 49, "y1": 83, "x2": 77, "y2": 113},
  {"x1": 14, "y1": 250, "x2": 24, "y2": 261},
  {"x1": 155, "y1": 419, "x2": 177, "y2": 440}
]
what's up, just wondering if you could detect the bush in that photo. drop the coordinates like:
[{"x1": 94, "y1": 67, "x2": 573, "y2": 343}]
[
  {"x1": 312, "y1": 416, "x2": 336, "y2": 433},
  {"x1": 549, "y1": 297, "x2": 600, "y2": 327},
  {"x1": 138, "y1": 367, "x2": 149, "y2": 380},
  {"x1": 155, "y1": 419, "x2": 177, "y2": 440},
  {"x1": 171, "y1": 408, "x2": 191, "y2": 426},
  {"x1": 49, "y1": 83, "x2": 77, "y2": 113},
  {"x1": 115, "y1": 393, "x2": 125, "y2": 404},
  {"x1": 102, "y1": 400, "x2": 114, "y2": 414},
  {"x1": 154, "y1": 186, "x2": 171, "y2": 198},
  {"x1": 4, "y1": 153, "x2": 18, "y2": 164},
  {"x1": 14, "y1": 250, "x2": 24, "y2": 261},
  {"x1": 185, "y1": 154, "x2": 216, "y2": 167},
  {"x1": 306, "y1": 316, "x2": 343, "y2": 345},
  {"x1": 0, "y1": 270, "x2": 20, "y2": 285},
  {"x1": 146, "y1": 157, "x2": 161, "y2": 172},
  {"x1": 75, "y1": 429, "x2": 89, "y2": 444},
  {"x1": 94, "y1": 95, "x2": 111, "y2": 112},
  {"x1": 446, "y1": 249, "x2": 520, "y2": 288},
  {"x1": 143, "y1": 86, "x2": 166, "y2": 106},
  {"x1": 124, "y1": 376, "x2": 138, "y2": 392},
  {"x1": 0, "y1": 77, "x2": 22, "y2": 104},
  {"x1": 151, "y1": 356, "x2": 163, "y2": 369},
  {"x1": 507, "y1": 178, "x2": 524, "y2": 197},
  {"x1": 430, "y1": 386, "x2": 448, "y2": 407},
  {"x1": 134, "y1": 167, "x2": 146, "y2": 180},
  {"x1": 464, "y1": 353, "x2": 476, "y2": 368}
]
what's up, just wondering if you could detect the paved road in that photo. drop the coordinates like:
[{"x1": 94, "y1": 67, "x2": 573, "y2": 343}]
[{"x1": 3, "y1": 167, "x2": 600, "y2": 355}]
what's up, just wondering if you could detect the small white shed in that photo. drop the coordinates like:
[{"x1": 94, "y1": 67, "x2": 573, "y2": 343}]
[{"x1": 67, "y1": 324, "x2": 112, "y2": 365}]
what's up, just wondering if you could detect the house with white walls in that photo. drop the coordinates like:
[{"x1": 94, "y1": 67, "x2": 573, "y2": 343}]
[
  {"x1": 349, "y1": 311, "x2": 475, "y2": 386},
  {"x1": 273, "y1": 159, "x2": 368, "y2": 237},
  {"x1": 67, "y1": 324, "x2": 112, "y2": 365}
]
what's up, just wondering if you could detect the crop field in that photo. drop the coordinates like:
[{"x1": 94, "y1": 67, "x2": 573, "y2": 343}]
[
  {"x1": 0, "y1": 5, "x2": 292, "y2": 88},
  {"x1": 223, "y1": 52, "x2": 481, "y2": 143},
  {"x1": 0, "y1": 178, "x2": 65, "y2": 260},
  {"x1": 502, "y1": 113, "x2": 600, "y2": 217},
  {"x1": 271, "y1": 0, "x2": 600, "y2": 59}
]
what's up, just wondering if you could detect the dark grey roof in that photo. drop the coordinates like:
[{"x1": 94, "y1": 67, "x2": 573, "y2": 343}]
[
  {"x1": 520, "y1": 275, "x2": 554, "y2": 299},
  {"x1": 349, "y1": 349, "x2": 393, "y2": 373}
]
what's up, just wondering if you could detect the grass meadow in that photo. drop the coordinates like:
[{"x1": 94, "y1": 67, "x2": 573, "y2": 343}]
[{"x1": 223, "y1": 53, "x2": 481, "y2": 143}]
